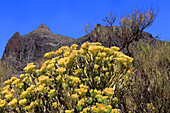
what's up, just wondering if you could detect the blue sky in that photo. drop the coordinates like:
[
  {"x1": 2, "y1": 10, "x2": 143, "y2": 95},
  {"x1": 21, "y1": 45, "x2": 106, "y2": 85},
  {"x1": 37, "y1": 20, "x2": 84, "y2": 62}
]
[{"x1": 0, "y1": 0, "x2": 170, "y2": 58}]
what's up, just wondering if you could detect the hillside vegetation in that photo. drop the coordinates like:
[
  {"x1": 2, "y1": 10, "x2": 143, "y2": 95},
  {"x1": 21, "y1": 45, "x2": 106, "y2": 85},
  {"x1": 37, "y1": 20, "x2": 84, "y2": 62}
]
[
  {"x1": 0, "y1": 60, "x2": 17, "y2": 87},
  {"x1": 131, "y1": 40, "x2": 170, "y2": 112},
  {"x1": 0, "y1": 41, "x2": 169, "y2": 113},
  {"x1": 0, "y1": 8, "x2": 169, "y2": 113}
]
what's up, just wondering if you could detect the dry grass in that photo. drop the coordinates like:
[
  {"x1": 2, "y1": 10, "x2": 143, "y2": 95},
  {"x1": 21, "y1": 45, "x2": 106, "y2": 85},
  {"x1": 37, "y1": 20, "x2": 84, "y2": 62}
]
[
  {"x1": 0, "y1": 60, "x2": 17, "y2": 86},
  {"x1": 128, "y1": 40, "x2": 170, "y2": 112}
]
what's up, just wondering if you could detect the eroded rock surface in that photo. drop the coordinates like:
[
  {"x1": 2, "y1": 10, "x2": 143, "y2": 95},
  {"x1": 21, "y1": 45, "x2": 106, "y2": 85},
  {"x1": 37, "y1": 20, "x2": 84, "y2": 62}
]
[
  {"x1": 2, "y1": 24, "x2": 74, "y2": 71},
  {"x1": 1, "y1": 24, "x2": 154, "y2": 72}
]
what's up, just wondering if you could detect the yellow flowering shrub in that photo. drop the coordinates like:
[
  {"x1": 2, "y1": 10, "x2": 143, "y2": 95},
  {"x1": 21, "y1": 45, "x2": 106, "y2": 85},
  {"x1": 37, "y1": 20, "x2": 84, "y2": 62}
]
[
  {"x1": 0, "y1": 99, "x2": 6, "y2": 108},
  {"x1": 8, "y1": 98, "x2": 17, "y2": 108},
  {"x1": 19, "y1": 98, "x2": 27, "y2": 106},
  {"x1": 0, "y1": 42, "x2": 134, "y2": 112}
]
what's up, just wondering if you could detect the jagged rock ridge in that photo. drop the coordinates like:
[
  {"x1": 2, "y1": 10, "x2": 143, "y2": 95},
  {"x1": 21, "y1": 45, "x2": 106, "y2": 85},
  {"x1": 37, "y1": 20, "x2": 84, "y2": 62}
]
[
  {"x1": 2, "y1": 24, "x2": 74, "y2": 71},
  {"x1": 1, "y1": 24, "x2": 154, "y2": 72}
]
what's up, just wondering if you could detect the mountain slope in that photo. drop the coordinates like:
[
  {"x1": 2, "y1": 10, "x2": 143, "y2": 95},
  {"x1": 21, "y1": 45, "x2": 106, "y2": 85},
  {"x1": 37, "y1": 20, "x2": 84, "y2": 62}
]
[
  {"x1": 2, "y1": 24, "x2": 74, "y2": 71},
  {"x1": 1, "y1": 24, "x2": 154, "y2": 72}
]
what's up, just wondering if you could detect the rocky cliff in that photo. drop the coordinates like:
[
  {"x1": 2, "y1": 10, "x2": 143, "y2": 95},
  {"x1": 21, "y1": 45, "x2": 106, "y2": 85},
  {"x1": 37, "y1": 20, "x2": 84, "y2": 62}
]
[
  {"x1": 1, "y1": 24, "x2": 154, "y2": 72},
  {"x1": 2, "y1": 24, "x2": 74, "y2": 71}
]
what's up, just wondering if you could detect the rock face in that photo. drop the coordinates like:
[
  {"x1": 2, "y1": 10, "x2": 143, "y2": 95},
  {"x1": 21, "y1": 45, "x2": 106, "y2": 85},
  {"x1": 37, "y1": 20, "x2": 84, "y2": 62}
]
[
  {"x1": 2, "y1": 32, "x2": 22, "y2": 70},
  {"x1": 1, "y1": 24, "x2": 154, "y2": 72},
  {"x1": 2, "y1": 24, "x2": 74, "y2": 71}
]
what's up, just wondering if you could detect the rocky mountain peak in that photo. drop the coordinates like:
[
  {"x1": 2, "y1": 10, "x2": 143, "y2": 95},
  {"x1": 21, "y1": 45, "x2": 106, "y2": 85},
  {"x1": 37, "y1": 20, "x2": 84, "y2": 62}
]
[
  {"x1": 1, "y1": 24, "x2": 74, "y2": 71},
  {"x1": 33, "y1": 23, "x2": 52, "y2": 34},
  {"x1": 13, "y1": 32, "x2": 20, "y2": 37},
  {"x1": 1, "y1": 31, "x2": 21, "y2": 62},
  {"x1": 37, "y1": 23, "x2": 50, "y2": 30}
]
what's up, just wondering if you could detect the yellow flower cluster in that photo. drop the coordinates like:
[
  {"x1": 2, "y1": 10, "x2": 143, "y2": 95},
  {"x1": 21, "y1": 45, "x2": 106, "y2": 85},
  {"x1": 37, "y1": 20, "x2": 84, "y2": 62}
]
[
  {"x1": 11, "y1": 77, "x2": 17, "y2": 81},
  {"x1": 69, "y1": 52, "x2": 78, "y2": 59},
  {"x1": 39, "y1": 60, "x2": 51, "y2": 73},
  {"x1": 66, "y1": 75, "x2": 81, "y2": 85},
  {"x1": 4, "y1": 79, "x2": 12, "y2": 86},
  {"x1": 80, "y1": 107, "x2": 90, "y2": 113},
  {"x1": 114, "y1": 52, "x2": 133, "y2": 64},
  {"x1": 91, "y1": 103, "x2": 112, "y2": 112},
  {"x1": 72, "y1": 77, "x2": 81, "y2": 84},
  {"x1": 12, "y1": 78, "x2": 20, "y2": 85},
  {"x1": 71, "y1": 44, "x2": 78, "y2": 50},
  {"x1": 19, "y1": 98, "x2": 27, "y2": 106},
  {"x1": 94, "y1": 76, "x2": 100, "y2": 82},
  {"x1": 50, "y1": 57, "x2": 58, "y2": 64},
  {"x1": 38, "y1": 75, "x2": 49, "y2": 83},
  {"x1": 52, "y1": 102, "x2": 58, "y2": 109},
  {"x1": 20, "y1": 74, "x2": 25, "y2": 79},
  {"x1": 56, "y1": 75, "x2": 62, "y2": 81},
  {"x1": 2, "y1": 89, "x2": 10, "y2": 95},
  {"x1": 65, "y1": 109, "x2": 75, "y2": 113},
  {"x1": 30, "y1": 101, "x2": 37, "y2": 109},
  {"x1": 64, "y1": 51, "x2": 70, "y2": 57},
  {"x1": 0, "y1": 42, "x2": 134, "y2": 112},
  {"x1": 36, "y1": 84, "x2": 49, "y2": 93},
  {"x1": 113, "y1": 97, "x2": 118, "y2": 104},
  {"x1": 20, "y1": 90, "x2": 29, "y2": 98},
  {"x1": 57, "y1": 58, "x2": 66, "y2": 66},
  {"x1": 5, "y1": 93, "x2": 13, "y2": 100},
  {"x1": 103, "y1": 88, "x2": 114, "y2": 96},
  {"x1": 26, "y1": 85, "x2": 35, "y2": 93},
  {"x1": 81, "y1": 42, "x2": 90, "y2": 49},
  {"x1": 44, "y1": 51, "x2": 55, "y2": 58},
  {"x1": 71, "y1": 94, "x2": 79, "y2": 100},
  {"x1": 55, "y1": 48, "x2": 62, "y2": 55},
  {"x1": 3, "y1": 85, "x2": 10, "y2": 90},
  {"x1": 8, "y1": 98, "x2": 17, "y2": 107},
  {"x1": 48, "y1": 89, "x2": 56, "y2": 98},
  {"x1": 111, "y1": 46, "x2": 120, "y2": 51},
  {"x1": 79, "y1": 48, "x2": 87, "y2": 54},
  {"x1": 114, "y1": 57, "x2": 127, "y2": 62},
  {"x1": 88, "y1": 45, "x2": 104, "y2": 55},
  {"x1": 75, "y1": 84, "x2": 88, "y2": 95},
  {"x1": 61, "y1": 46, "x2": 70, "y2": 51},
  {"x1": 22, "y1": 76, "x2": 29, "y2": 84},
  {"x1": 77, "y1": 98, "x2": 85, "y2": 107},
  {"x1": 147, "y1": 103, "x2": 155, "y2": 110},
  {"x1": 56, "y1": 67, "x2": 66, "y2": 74},
  {"x1": 24, "y1": 101, "x2": 38, "y2": 111},
  {"x1": 91, "y1": 42, "x2": 102, "y2": 46},
  {"x1": 97, "y1": 52, "x2": 107, "y2": 58},
  {"x1": 75, "y1": 69, "x2": 82, "y2": 76},
  {"x1": 94, "y1": 64, "x2": 99, "y2": 70},
  {"x1": 95, "y1": 94, "x2": 103, "y2": 102},
  {"x1": 24, "y1": 63, "x2": 36, "y2": 73},
  {"x1": 111, "y1": 109, "x2": 119, "y2": 113},
  {"x1": 47, "y1": 63, "x2": 55, "y2": 70},
  {"x1": 0, "y1": 99, "x2": 6, "y2": 108},
  {"x1": 90, "y1": 89, "x2": 102, "y2": 97},
  {"x1": 104, "y1": 47, "x2": 112, "y2": 54}
]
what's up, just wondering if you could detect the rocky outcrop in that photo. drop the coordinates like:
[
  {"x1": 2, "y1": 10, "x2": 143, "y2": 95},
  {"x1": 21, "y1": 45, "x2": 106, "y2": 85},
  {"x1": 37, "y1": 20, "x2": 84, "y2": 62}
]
[
  {"x1": 2, "y1": 32, "x2": 22, "y2": 70},
  {"x1": 1, "y1": 24, "x2": 155, "y2": 72},
  {"x1": 2, "y1": 24, "x2": 74, "y2": 71}
]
